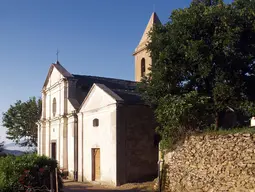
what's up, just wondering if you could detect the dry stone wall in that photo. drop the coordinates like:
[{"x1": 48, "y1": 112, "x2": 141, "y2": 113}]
[{"x1": 164, "y1": 133, "x2": 255, "y2": 192}]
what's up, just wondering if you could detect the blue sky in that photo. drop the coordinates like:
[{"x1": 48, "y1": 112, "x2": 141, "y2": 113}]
[{"x1": 0, "y1": 0, "x2": 232, "y2": 144}]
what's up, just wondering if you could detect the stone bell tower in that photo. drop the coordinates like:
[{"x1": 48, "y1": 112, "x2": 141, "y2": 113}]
[{"x1": 133, "y1": 12, "x2": 161, "y2": 82}]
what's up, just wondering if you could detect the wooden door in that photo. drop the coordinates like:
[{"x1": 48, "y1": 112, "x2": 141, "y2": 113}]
[
  {"x1": 92, "y1": 148, "x2": 100, "y2": 181},
  {"x1": 51, "y1": 142, "x2": 56, "y2": 160}
]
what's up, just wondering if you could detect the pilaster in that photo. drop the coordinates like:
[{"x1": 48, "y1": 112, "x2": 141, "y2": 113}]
[
  {"x1": 60, "y1": 116, "x2": 68, "y2": 170},
  {"x1": 37, "y1": 123, "x2": 41, "y2": 155},
  {"x1": 45, "y1": 121, "x2": 51, "y2": 157},
  {"x1": 77, "y1": 112, "x2": 83, "y2": 182}
]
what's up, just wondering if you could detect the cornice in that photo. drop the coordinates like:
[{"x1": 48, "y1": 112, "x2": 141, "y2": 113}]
[
  {"x1": 133, "y1": 46, "x2": 147, "y2": 56},
  {"x1": 42, "y1": 78, "x2": 67, "y2": 93},
  {"x1": 66, "y1": 111, "x2": 78, "y2": 118}
]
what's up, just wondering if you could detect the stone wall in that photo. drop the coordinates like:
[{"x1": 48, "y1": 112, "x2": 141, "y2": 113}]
[{"x1": 163, "y1": 133, "x2": 255, "y2": 192}]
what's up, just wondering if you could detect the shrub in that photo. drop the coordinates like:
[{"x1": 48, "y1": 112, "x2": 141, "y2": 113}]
[{"x1": 0, "y1": 154, "x2": 63, "y2": 192}]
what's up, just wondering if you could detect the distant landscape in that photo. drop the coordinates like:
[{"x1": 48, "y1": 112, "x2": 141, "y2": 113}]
[{"x1": 3, "y1": 143, "x2": 34, "y2": 156}]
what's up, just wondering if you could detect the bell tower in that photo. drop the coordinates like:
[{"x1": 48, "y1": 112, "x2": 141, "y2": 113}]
[{"x1": 133, "y1": 12, "x2": 161, "y2": 82}]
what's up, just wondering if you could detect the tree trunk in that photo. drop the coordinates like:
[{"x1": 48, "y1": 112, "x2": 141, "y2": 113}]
[{"x1": 215, "y1": 112, "x2": 219, "y2": 130}]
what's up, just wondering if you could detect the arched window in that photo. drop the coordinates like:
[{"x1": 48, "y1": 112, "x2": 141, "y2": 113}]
[
  {"x1": 52, "y1": 98, "x2": 56, "y2": 117},
  {"x1": 141, "y1": 58, "x2": 146, "y2": 77},
  {"x1": 93, "y1": 118, "x2": 99, "y2": 127}
]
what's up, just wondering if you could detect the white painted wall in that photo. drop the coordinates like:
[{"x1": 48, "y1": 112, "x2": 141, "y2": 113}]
[
  {"x1": 42, "y1": 67, "x2": 64, "y2": 161},
  {"x1": 39, "y1": 65, "x2": 76, "y2": 173},
  {"x1": 46, "y1": 68, "x2": 63, "y2": 89},
  {"x1": 41, "y1": 123, "x2": 46, "y2": 155},
  {"x1": 79, "y1": 85, "x2": 117, "y2": 185},
  {"x1": 44, "y1": 68, "x2": 74, "y2": 120},
  {"x1": 78, "y1": 112, "x2": 84, "y2": 182},
  {"x1": 50, "y1": 120, "x2": 58, "y2": 140},
  {"x1": 37, "y1": 124, "x2": 41, "y2": 155},
  {"x1": 45, "y1": 122, "x2": 50, "y2": 156},
  {"x1": 67, "y1": 116, "x2": 75, "y2": 175},
  {"x1": 45, "y1": 84, "x2": 61, "y2": 119}
]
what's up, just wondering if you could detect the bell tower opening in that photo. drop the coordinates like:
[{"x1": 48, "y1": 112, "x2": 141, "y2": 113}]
[{"x1": 141, "y1": 58, "x2": 146, "y2": 77}]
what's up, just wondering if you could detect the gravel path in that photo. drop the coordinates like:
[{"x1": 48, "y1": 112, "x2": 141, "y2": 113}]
[{"x1": 63, "y1": 180, "x2": 154, "y2": 192}]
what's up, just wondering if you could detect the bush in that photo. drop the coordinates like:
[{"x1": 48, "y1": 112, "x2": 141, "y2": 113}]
[{"x1": 0, "y1": 154, "x2": 63, "y2": 192}]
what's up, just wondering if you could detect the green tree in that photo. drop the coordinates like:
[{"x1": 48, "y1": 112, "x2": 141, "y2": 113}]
[
  {"x1": 192, "y1": 0, "x2": 223, "y2": 6},
  {"x1": 140, "y1": 0, "x2": 255, "y2": 149},
  {"x1": 2, "y1": 97, "x2": 42, "y2": 147}
]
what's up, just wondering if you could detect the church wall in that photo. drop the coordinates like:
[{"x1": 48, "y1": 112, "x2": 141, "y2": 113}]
[
  {"x1": 82, "y1": 104, "x2": 117, "y2": 185},
  {"x1": 133, "y1": 12, "x2": 161, "y2": 82},
  {"x1": 46, "y1": 68, "x2": 63, "y2": 89},
  {"x1": 77, "y1": 112, "x2": 84, "y2": 182},
  {"x1": 80, "y1": 86, "x2": 116, "y2": 112},
  {"x1": 59, "y1": 117, "x2": 67, "y2": 169},
  {"x1": 50, "y1": 120, "x2": 58, "y2": 140},
  {"x1": 134, "y1": 50, "x2": 152, "y2": 82},
  {"x1": 43, "y1": 119, "x2": 60, "y2": 163},
  {"x1": 67, "y1": 116, "x2": 75, "y2": 178},
  {"x1": 45, "y1": 86, "x2": 61, "y2": 119},
  {"x1": 44, "y1": 69, "x2": 66, "y2": 120},
  {"x1": 41, "y1": 123, "x2": 46, "y2": 155},
  {"x1": 45, "y1": 121, "x2": 50, "y2": 157},
  {"x1": 37, "y1": 124, "x2": 41, "y2": 155},
  {"x1": 67, "y1": 80, "x2": 76, "y2": 113},
  {"x1": 117, "y1": 104, "x2": 158, "y2": 183},
  {"x1": 41, "y1": 93, "x2": 46, "y2": 120},
  {"x1": 39, "y1": 118, "x2": 46, "y2": 156},
  {"x1": 45, "y1": 94, "x2": 50, "y2": 118},
  {"x1": 79, "y1": 86, "x2": 118, "y2": 185},
  {"x1": 41, "y1": 66, "x2": 70, "y2": 173},
  {"x1": 67, "y1": 100, "x2": 75, "y2": 113}
]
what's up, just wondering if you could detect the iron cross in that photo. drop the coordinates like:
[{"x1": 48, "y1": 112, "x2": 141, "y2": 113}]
[{"x1": 56, "y1": 49, "x2": 59, "y2": 61}]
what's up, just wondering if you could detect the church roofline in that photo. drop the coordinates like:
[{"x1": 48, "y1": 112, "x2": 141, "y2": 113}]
[
  {"x1": 42, "y1": 61, "x2": 73, "y2": 89},
  {"x1": 133, "y1": 45, "x2": 147, "y2": 56},
  {"x1": 78, "y1": 83, "x2": 124, "y2": 112},
  {"x1": 133, "y1": 12, "x2": 161, "y2": 55}
]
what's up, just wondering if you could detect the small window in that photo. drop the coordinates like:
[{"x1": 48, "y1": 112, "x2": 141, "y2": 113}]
[
  {"x1": 93, "y1": 118, "x2": 99, "y2": 127},
  {"x1": 52, "y1": 98, "x2": 56, "y2": 117},
  {"x1": 141, "y1": 58, "x2": 146, "y2": 77}
]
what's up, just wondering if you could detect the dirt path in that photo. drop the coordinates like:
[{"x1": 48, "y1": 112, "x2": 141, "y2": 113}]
[{"x1": 63, "y1": 180, "x2": 155, "y2": 192}]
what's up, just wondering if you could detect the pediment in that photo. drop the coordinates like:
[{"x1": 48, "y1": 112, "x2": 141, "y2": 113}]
[
  {"x1": 43, "y1": 62, "x2": 73, "y2": 89},
  {"x1": 79, "y1": 84, "x2": 122, "y2": 113}
]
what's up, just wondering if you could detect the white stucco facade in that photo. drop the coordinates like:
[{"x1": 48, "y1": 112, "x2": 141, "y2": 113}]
[
  {"x1": 38, "y1": 64, "x2": 121, "y2": 183},
  {"x1": 38, "y1": 64, "x2": 75, "y2": 175},
  {"x1": 78, "y1": 85, "x2": 118, "y2": 185},
  {"x1": 38, "y1": 66, "x2": 120, "y2": 183}
]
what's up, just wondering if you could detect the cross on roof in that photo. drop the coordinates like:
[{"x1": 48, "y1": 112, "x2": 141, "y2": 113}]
[{"x1": 56, "y1": 49, "x2": 59, "y2": 62}]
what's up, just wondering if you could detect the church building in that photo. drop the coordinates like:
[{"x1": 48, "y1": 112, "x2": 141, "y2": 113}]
[{"x1": 37, "y1": 12, "x2": 161, "y2": 186}]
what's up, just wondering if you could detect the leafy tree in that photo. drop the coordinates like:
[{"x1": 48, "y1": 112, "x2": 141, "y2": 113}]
[
  {"x1": 140, "y1": 0, "x2": 255, "y2": 149},
  {"x1": 192, "y1": 0, "x2": 223, "y2": 6},
  {"x1": 2, "y1": 97, "x2": 42, "y2": 147}
]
